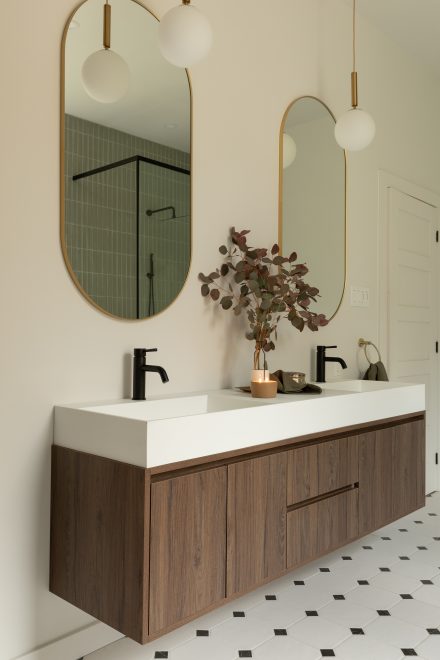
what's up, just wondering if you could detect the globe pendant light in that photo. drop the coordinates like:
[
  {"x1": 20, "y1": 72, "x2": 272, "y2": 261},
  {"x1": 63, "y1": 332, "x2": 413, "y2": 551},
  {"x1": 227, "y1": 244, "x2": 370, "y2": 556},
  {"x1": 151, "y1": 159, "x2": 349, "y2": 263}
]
[
  {"x1": 334, "y1": 0, "x2": 375, "y2": 151},
  {"x1": 282, "y1": 133, "x2": 297, "y2": 169},
  {"x1": 158, "y1": 0, "x2": 212, "y2": 68},
  {"x1": 82, "y1": 1, "x2": 129, "y2": 104}
]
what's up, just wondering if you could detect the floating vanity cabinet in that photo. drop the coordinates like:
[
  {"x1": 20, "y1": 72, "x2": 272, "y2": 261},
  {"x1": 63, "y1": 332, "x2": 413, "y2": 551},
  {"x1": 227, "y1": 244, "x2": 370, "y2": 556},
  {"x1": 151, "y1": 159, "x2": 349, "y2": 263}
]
[
  {"x1": 227, "y1": 453, "x2": 286, "y2": 596},
  {"x1": 50, "y1": 410, "x2": 425, "y2": 645},
  {"x1": 149, "y1": 468, "x2": 227, "y2": 635},
  {"x1": 359, "y1": 418, "x2": 425, "y2": 535}
]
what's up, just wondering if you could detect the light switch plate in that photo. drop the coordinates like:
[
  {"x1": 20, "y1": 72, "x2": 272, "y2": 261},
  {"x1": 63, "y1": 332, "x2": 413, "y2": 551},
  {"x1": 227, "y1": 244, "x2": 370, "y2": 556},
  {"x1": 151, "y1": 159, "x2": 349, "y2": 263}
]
[{"x1": 350, "y1": 286, "x2": 369, "y2": 307}]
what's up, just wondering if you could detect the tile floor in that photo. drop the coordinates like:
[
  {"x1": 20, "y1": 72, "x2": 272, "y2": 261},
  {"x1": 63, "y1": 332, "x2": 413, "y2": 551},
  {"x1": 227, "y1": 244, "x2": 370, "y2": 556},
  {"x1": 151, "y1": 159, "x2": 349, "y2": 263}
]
[{"x1": 87, "y1": 493, "x2": 440, "y2": 660}]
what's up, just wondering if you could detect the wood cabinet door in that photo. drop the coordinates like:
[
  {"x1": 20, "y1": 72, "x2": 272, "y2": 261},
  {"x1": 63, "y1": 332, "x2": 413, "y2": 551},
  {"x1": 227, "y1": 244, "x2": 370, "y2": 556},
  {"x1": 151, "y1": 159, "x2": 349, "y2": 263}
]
[
  {"x1": 359, "y1": 419, "x2": 425, "y2": 535},
  {"x1": 392, "y1": 418, "x2": 425, "y2": 520},
  {"x1": 287, "y1": 436, "x2": 359, "y2": 506},
  {"x1": 359, "y1": 429, "x2": 394, "y2": 535},
  {"x1": 227, "y1": 453, "x2": 287, "y2": 597},
  {"x1": 287, "y1": 489, "x2": 359, "y2": 569},
  {"x1": 149, "y1": 467, "x2": 227, "y2": 636}
]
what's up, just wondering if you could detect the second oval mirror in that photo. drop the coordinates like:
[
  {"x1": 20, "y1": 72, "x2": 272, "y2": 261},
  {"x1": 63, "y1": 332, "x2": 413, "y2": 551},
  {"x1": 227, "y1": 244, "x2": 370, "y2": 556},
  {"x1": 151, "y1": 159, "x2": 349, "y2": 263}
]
[
  {"x1": 62, "y1": 0, "x2": 191, "y2": 320},
  {"x1": 279, "y1": 96, "x2": 346, "y2": 320}
]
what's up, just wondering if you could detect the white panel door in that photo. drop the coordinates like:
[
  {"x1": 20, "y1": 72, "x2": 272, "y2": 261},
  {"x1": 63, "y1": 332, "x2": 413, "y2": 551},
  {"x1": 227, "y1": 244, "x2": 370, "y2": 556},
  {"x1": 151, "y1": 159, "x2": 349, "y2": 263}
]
[{"x1": 388, "y1": 188, "x2": 438, "y2": 492}]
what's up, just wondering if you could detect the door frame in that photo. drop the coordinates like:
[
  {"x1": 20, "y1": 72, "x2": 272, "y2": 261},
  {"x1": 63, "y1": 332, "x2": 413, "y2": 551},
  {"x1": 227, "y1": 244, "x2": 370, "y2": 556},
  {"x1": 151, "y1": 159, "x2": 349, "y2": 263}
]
[{"x1": 378, "y1": 170, "x2": 440, "y2": 491}]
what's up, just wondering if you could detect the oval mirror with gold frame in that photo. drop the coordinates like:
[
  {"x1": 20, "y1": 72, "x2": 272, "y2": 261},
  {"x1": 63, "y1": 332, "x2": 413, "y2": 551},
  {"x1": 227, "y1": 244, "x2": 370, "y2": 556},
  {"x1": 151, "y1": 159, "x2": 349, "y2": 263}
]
[
  {"x1": 279, "y1": 96, "x2": 346, "y2": 321},
  {"x1": 61, "y1": 0, "x2": 192, "y2": 320}
]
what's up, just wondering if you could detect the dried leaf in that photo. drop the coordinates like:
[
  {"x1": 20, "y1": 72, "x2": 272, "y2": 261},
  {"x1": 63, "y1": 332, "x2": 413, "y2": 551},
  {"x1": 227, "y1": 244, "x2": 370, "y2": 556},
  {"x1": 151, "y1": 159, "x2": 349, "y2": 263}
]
[
  {"x1": 271, "y1": 243, "x2": 279, "y2": 255},
  {"x1": 201, "y1": 283, "x2": 210, "y2": 296},
  {"x1": 210, "y1": 289, "x2": 220, "y2": 301},
  {"x1": 199, "y1": 273, "x2": 212, "y2": 284},
  {"x1": 219, "y1": 245, "x2": 228, "y2": 255},
  {"x1": 220, "y1": 263, "x2": 229, "y2": 277}
]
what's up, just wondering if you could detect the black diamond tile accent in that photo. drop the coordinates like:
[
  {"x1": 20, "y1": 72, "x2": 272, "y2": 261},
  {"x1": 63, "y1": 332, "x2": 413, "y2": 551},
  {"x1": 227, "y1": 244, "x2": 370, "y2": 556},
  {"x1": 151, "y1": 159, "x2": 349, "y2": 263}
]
[
  {"x1": 433, "y1": 537, "x2": 440, "y2": 541},
  {"x1": 306, "y1": 610, "x2": 319, "y2": 616},
  {"x1": 401, "y1": 650, "x2": 417, "y2": 656},
  {"x1": 429, "y1": 513, "x2": 438, "y2": 516},
  {"x1": 362, "y1": 546, "x2": 373, "y2": 550},
  {"x1": 238, "y1": 652, "x2": 252, "y2": 658},
  {"x1": 154, "y1": 654, "x2": 168, "y2": 659},
  {"x1": 350, "y1": 628, "x2": 364, "y2": 635},
  {"x1": 381, "y1": 536, "x2": 391, "y2": 540},
  {"x1": 233, "y1": 611, "x2": 245, "y2": 617},
  {"x1": 196, "y1": 630, "x2": 209, "y2": 637},
  {"x1": 342, "y1": 556, "x2": 352, "y2": 560},
  {"x1": 320, "y1": 651, "x2": 335, "y2": 657},
  {"x1": 380, "y1": 567, "x2": 391, "y2": 572},
  {"x1": 399, "y1": 529, "x2": 408, "y2": 532},
  {"x1": 265, "y1": 595, "x2": 276, "y2": 600},
  {"x1": 422, "y1": 580, "x2": 434, "y2": 585},
  {"x1": 333, "y1": 594, "x2": 345, "y2": 600},
  {"x1": 417, "y1": 546, "x2": 428, "y2": 550},
  {"x1": 294, "y1": 580, "x2": 305, "y2": 585},
  {"x1": 274, "y1": 629, "x2": 287, "y2": 636},
  {"x1": 401, "y1": 594, "x2": 413, "y2": 599},
  {"x1": 414, "y1": 520, "x2": 423, "y2": 524},
  {"x1": 320, "y1": 567, "x2": 331, "y2": 572},
  {"x1": 377, "y1": 610, "x2": 391, "y2": 616},
  {"x1": 427, "y1": 628, "x2": 440, "y2": 634},
  {"x1": 358, "y1": 580, "x2": 369, "y2": 585},
  {"x1": 399, "y1": 556, "x2": 410, "y2": 560}
]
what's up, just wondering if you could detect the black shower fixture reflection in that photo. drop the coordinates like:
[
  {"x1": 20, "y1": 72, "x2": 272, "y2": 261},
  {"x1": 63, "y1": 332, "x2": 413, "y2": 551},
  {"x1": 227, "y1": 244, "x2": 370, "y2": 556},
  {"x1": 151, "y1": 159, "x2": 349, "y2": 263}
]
[{"x1": 146, "y1": 205, "x2": 189, "y2": 221}]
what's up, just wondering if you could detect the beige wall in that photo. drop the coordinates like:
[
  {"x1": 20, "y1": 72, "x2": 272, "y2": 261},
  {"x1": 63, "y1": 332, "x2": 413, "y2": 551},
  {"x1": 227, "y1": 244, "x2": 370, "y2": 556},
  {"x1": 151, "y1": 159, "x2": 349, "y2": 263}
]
[{"x1": 1, "y1": 0, "x2": 439, "y2": 658}]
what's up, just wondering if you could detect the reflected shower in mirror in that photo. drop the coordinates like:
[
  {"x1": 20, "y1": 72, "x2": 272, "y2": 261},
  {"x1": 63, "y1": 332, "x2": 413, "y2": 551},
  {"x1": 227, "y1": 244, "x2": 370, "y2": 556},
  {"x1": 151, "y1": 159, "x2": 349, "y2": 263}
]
[
  {"x1": 62, "y1": 0, "x2": 191, "y2": 320},
  {"x1": 279, "y1": 97, "x2": 346, "y2": 320}
]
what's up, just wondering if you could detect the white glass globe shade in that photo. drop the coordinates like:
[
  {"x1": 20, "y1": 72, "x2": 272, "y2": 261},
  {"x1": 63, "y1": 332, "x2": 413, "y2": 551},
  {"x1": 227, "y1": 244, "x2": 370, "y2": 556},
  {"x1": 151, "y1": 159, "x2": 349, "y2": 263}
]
[
  {"x1": 334, "y1": 107, "x2": 376, "y2": 151},
  {"x1": 82, "y1": 49, "x2": 129, "y2": 103},
  {"x1": 283, "y1": 133, "x2": 297, "y2": 168},
  {"x1": 158, "y1": 4, "x2": 212, "y2": 68}
]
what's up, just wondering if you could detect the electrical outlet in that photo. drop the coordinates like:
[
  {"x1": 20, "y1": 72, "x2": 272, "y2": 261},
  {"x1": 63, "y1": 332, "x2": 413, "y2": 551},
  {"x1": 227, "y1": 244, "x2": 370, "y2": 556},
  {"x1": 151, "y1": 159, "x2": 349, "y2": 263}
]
[{"x1": 351, "y1": 286, "x2": 369, "y2": 307}]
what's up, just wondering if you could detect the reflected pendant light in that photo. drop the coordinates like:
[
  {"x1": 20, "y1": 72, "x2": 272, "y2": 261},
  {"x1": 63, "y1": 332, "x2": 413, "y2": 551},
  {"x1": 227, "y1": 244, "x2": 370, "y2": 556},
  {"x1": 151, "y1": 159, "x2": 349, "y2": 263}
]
[
  {"x1": 81, "y1": 1, "x2": 130, "y2": 104},
  {"x1": 158, "y1": 0, "x2": 212, "y2": 68},
  {"x1": 334, "y1": 0, "x2": 375, "y2": 151},
  {"x1": 283, "y1": 133, "x2": 297, "y2": 168}
]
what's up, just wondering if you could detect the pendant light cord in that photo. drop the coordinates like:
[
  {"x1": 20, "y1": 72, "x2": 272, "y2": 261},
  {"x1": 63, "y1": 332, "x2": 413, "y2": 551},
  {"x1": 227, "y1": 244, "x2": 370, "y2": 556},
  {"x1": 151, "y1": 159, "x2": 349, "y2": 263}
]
[{"x1": 352, "y1": 0, "x2": 356, "y2": 72}]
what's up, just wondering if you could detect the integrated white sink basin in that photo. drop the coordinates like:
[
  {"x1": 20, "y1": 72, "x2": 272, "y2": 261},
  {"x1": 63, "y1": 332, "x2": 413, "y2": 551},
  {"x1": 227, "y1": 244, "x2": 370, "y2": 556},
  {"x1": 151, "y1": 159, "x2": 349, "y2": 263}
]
[{"x1": 54, "y1": 380, "x2": 425, "y2": 469}]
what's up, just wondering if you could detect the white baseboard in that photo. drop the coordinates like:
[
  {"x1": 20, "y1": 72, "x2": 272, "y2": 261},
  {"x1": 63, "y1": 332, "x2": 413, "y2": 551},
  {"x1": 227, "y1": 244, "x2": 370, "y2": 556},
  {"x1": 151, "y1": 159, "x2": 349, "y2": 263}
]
[{"x1": 15, "y1": 622, "x2": 124, "y2": 660}]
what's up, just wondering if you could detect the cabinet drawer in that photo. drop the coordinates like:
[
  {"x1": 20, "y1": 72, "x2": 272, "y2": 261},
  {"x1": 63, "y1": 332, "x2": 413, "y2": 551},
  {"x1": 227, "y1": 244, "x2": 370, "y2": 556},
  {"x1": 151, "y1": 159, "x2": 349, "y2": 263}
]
[
  {"x1": 287, "y1": 436, "x2": 358, "y2": 506},
  {"x1": 287, "y1": 488, "x2": 359, "y2": 569}
]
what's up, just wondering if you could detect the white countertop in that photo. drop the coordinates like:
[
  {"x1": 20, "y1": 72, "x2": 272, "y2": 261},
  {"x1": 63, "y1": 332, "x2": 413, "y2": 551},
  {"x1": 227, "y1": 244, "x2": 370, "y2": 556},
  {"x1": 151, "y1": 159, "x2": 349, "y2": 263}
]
[{"x1": 54, "y1": 381, "x2": 425, "y2": 469}]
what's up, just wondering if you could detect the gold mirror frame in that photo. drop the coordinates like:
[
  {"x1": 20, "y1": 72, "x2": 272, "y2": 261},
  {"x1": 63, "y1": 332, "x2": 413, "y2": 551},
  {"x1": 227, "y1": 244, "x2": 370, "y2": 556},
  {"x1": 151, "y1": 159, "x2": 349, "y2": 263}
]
[
  {"x1": 278, "y1": 95, "x2": 347, "y2": 322},
  {"x1": 60, "y1": 0, "x2": 193, "y2": 321}
]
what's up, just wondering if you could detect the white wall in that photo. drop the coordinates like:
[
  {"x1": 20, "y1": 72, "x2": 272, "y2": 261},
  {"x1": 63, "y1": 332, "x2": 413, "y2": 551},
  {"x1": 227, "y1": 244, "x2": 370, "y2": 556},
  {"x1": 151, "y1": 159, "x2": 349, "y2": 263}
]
[{"x1": 1, "y1": 0, "x2": 439, "y2": 658}]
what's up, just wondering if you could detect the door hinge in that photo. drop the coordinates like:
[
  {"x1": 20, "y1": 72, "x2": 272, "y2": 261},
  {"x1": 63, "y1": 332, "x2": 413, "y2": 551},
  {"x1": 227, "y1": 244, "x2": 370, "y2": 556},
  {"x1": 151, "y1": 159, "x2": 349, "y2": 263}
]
[
  {"x1": 436, "y1": 452, "x2": 439, "y2": 465},
  {"x1": 436, "y1": 230, "x2": 439, "y2": 243},
  {"x1": 436, "y1": 341, "x2": 439, "y2": 353}
]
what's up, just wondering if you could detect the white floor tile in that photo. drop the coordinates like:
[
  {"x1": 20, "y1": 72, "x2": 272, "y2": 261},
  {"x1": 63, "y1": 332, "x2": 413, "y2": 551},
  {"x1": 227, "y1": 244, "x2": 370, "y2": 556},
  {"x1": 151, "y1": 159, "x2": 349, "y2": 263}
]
[
  {"x1": 287, "y1": 615, "x2": 351, "y2": 649},
  {"x1": 369, "y1": 571, "x2": 423, "y2": 594},
  {"x1": 334, "y1": 634, "x2": 405, "y2": 660},
  {"x1": 390, "y1": 598, "x2": 440, "y2": 628},
  {"x1": 251, "y1": 634, "x2": 322, "y2": 660},
  {"x1": 345, "y1": 585, "x2": 401, "y2": 610},
  {"x1": 364, "y1": 616, "x2": 428, "y2": 648},
  {"x1": 319, "y1": 599, "x2": 378, "y2": 627},
  {"x1": 413, "y1": 585, "x2": 440, "y2": 608},
  {"x1": 416, "y1": 634, "x2": 440, "y2": 660}
]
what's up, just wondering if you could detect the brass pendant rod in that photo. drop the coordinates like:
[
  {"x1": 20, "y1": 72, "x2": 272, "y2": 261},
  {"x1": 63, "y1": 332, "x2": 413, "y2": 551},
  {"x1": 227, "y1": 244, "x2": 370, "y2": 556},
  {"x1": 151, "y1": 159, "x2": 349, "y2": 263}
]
[
  {"x1": 351, "y1": 0, "x2": 358, "y2": 108},
  {"x1": 103, "y1": 2, "x2": 111, "y2": 50}
]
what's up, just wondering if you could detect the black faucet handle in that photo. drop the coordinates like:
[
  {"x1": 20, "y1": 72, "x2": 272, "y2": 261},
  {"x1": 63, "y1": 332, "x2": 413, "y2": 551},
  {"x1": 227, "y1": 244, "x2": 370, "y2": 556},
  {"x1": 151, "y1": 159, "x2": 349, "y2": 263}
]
[{"x1": 134, "y1": 347, "x2": 157, "y2": 358}]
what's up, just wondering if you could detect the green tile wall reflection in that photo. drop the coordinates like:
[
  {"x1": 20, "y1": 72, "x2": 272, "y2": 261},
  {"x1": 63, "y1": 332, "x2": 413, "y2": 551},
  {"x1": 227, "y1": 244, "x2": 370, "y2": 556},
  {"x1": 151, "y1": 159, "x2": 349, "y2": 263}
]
[{"x1": 64, "y1": 114, "x2": 190, "y2": 318}]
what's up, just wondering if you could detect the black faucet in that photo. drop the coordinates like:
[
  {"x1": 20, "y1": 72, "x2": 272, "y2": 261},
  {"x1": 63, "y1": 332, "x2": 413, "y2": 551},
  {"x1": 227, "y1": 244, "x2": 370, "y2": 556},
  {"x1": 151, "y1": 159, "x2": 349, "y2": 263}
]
[
  {"x1": 316, "y1": 345, "x2": 347, "y2": 383},
  {"x1": 132, "y1": 348, "x2": 169, "y2": 400}
]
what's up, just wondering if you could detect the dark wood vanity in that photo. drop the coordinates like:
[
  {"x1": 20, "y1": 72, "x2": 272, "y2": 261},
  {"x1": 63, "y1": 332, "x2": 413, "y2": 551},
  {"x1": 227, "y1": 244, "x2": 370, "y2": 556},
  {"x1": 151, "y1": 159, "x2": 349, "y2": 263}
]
[{"x1": 50, "y1": 411, "x2": 425, "y2": 644}]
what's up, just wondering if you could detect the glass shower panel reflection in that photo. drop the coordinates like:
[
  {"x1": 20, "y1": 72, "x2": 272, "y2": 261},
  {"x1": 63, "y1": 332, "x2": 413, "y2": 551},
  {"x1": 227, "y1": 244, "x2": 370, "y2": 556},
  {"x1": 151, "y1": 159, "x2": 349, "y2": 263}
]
[
  {"x1": 65, "y1": 155, "x2": 190, "y2": 319},
  {"x1": 139, "y1": 161, "x2": 190, "y2": 318}
]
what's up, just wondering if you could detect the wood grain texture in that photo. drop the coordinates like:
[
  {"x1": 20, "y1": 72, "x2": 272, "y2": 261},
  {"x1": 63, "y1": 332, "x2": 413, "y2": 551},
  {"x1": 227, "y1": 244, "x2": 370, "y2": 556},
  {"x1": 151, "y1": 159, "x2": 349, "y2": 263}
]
[
  {"x1": 149, "y1": 467, "x2": 227, "y2": 636},
  {"x1": 50, "y1": 446, "x2": 149, "y2": 643},
  {"x1": 359, "y1": 419, "x2": 426, "y2": 535},
  {"x1": 227, "y1": 453, "x2": 287, "y2": 597},
  {"x1": 287, "y1": 488, "x2": 359, "y2": 568},
  {"x1": 392, "y1": 418, "x2": 426, "y2": 519},
  {"x1": 287, "y1": 436, "x2": 359, "y2": 506}
]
